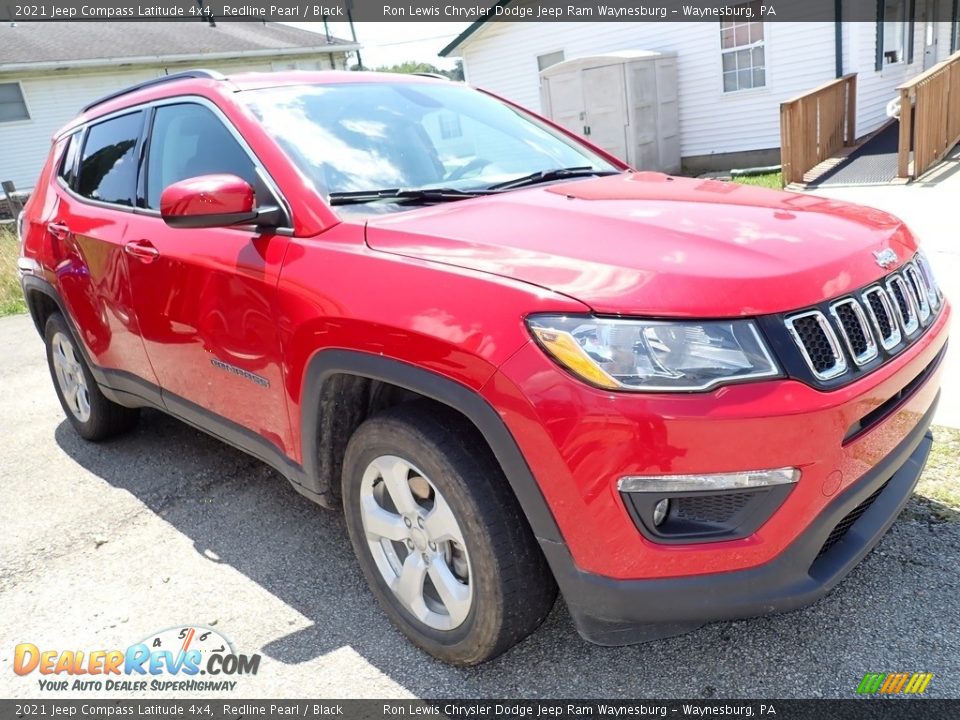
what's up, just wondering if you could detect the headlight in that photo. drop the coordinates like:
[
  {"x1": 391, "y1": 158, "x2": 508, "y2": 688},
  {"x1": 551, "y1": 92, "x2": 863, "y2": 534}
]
[{"x1": 526, "y1": 314, "x2": 781, "y2": 392}]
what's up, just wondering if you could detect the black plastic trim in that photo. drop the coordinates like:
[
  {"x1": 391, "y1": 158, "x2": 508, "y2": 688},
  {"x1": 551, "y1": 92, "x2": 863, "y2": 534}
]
[
  {"x1": 622, "y1": 483, "x2": 794, "y2": 544},
  {"x1": 299, "y1": 349, "x2": 566, "y2": 544},
  {"x1": 544, "y1": 394, "x2": 937, "y2": 646}
]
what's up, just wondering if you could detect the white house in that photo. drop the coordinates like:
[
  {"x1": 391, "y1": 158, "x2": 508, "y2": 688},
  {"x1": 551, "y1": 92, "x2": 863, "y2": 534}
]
[
  {"x1": 0, "y1": 21, "x2": 359, "y2": 192},
  {"x1": 440, "y1": 6, "x2": 960, "y2": 170}
]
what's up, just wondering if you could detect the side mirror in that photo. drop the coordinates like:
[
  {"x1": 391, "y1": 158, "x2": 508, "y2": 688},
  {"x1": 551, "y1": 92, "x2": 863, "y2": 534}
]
[{"x1": 159, "y1": 174, "x2": 282, "y2": 230}]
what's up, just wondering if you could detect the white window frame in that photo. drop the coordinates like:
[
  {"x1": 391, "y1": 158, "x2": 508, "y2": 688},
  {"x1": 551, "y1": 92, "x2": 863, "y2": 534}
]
[
  {"x1": 0, "y1": 81, "x2": 31, "y2": 125},
  {"x1": 720, "y1": 1, "x2": 767, "y2": 94},
  {"x1": 881, "y1": 0, "x2": 912, "y2": 65}
]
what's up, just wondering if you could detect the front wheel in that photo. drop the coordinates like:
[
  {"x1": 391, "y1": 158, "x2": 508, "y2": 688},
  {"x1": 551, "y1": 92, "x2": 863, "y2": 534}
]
[
  {"x1": 44, "y1": 313, "x2": 139, "y2": 441},
  {"x1": 342, "y1": 402, "x2": 557, "y2": 665}
]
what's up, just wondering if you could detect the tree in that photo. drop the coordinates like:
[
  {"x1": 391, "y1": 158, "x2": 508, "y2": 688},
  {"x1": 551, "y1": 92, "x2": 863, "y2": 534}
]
[{"x1": 374, "y1": 61, "x2": 464, "y2": 81}]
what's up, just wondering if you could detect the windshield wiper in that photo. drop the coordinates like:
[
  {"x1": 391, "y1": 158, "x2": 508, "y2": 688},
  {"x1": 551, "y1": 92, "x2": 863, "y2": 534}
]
[
  {"x1": 328, "y1": 187, "x2": 498, "y2": 206},
  {"x1": 486, "y1": 166, "x2": 621, "y2": 191}
]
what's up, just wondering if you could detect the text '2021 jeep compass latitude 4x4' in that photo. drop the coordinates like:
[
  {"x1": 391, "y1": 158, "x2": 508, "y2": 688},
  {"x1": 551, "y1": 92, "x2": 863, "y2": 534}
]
[{"x1": 18, "y1": 70, "x2": 949, "y2": 665}]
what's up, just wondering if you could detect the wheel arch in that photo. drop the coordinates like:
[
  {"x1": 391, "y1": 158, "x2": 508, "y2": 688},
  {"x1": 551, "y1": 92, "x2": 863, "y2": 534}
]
[
  {"x1": 300, "y1": 349, "x2": 564, "y2": 545},
  {"x1": 21, "y1": 275, "x2": 63, "y2": 337}
]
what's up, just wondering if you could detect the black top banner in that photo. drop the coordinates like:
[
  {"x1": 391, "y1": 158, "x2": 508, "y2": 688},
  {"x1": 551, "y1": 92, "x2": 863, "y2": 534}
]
[
  {"x1": 3, "y1": 0, "x2": 960, "y2": 23},
  {"x1": 3, "y1": 700, "x2": 960, "y2": 720}
]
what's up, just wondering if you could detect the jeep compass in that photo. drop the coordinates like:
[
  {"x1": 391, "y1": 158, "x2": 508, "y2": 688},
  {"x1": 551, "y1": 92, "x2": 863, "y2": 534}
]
[{"x1": 17, "y1": 70, "x2": 949, "y2": 665}]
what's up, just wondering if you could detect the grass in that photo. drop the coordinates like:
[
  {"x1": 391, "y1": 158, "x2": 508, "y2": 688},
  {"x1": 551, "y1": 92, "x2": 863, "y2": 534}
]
[
  {"x1": 914, "y1": 425, "x2": 960, "y2": 521},
  {"x1": 731, "y1": 171, "x2": 784, "y2": 189},
  {"x1": 0, "y1": 224, "x2": 27, "y2": 317}
]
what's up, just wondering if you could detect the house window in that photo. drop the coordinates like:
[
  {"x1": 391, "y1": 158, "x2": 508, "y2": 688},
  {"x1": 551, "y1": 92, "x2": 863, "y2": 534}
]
[
  {"x1": 0, "y1": 82, "x2": 29, "y2": 123},
  {"x1": 537, "y1": 51, "x2": 565, "y2": 72},
  {"x1": 720, "y1": 2, "x2": 766, "y2": 92},
  {"x1": 881, "y1": 0, "x2": 911, "y2": 64}
]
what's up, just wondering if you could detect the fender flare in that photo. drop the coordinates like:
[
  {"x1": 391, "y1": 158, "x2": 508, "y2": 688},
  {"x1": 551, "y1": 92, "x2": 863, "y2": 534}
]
[
  {"x1": 20, "y1": 274, "x2": 63, "y2": 337},
  {"x1": 299, "y1": 349, "x2": 565, "y2": 545}
]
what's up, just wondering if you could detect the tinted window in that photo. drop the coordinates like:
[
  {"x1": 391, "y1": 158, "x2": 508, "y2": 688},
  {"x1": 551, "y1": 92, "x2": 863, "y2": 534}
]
[
  {"x1": 76, "y1": 112, "x2": 143, "y2": 206},
  {"x1": 146, "y1": 104, "x2": 257, "y2": 209},
  {"x1": 58, "y1": 132, "x2": 81, "y2": 188}
]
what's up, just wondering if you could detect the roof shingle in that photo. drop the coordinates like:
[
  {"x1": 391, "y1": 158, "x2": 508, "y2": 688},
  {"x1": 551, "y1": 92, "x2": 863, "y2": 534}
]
[{"x1": 0, "y1": 21, "x2": 355, "y2": 66}]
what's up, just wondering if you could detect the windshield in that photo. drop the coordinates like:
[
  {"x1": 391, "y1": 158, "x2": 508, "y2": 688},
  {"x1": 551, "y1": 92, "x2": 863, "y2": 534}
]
[{"x1": 241, "y1": 81, "x2": 619, "y2": 204}]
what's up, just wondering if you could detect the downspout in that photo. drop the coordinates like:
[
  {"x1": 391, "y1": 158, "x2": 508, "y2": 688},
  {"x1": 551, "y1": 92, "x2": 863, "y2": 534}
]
[
  {"x1": 834, "y1": 0, "x2": 843, "y2": 77},
  {"x1": 876, "y1": 0, "x2": 885, "y2": 71}
]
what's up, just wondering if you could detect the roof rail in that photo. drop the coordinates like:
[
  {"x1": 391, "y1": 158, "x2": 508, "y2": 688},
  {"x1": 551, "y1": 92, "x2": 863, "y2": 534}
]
[{"x1": 80, "y1": 69, "x2": 226, "y2": 113}]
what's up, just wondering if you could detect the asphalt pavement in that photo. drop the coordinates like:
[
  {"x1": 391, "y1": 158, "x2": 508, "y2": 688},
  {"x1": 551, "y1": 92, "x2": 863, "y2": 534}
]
[{"x1": 1, "y1": 312, "x2": 959, "y2": 700}]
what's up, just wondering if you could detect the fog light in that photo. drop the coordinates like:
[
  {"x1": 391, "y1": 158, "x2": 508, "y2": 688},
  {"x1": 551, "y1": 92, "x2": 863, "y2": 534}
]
[{"x1": 653, "y1": 499, "x2": 670, "y2": 527}]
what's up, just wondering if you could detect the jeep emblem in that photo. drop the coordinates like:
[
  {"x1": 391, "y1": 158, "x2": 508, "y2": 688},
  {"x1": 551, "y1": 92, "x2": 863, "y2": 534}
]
[{"x1": 874, "y1": 249, "x2": 898, "y2": 268}]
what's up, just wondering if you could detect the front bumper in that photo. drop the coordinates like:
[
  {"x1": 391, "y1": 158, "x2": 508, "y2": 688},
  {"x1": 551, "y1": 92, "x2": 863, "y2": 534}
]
[
  {"x1": 486, "y1": 303, "x2": 948, "y2": 580},
  {"x1": 538, "y1": 399, "x2": 934, "y2": 644}
]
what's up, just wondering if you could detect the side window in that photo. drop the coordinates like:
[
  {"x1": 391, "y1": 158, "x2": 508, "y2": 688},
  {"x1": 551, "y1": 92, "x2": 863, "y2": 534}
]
[
  {"x1": 58, "y1": 132, "x2": 81, "y2": 188},
  {"x1": 146, "y1": 103, "x2": 258, "y2": 209},
  {"x1": 75, "y1": 111, "x2": 143, "y2": 207}
]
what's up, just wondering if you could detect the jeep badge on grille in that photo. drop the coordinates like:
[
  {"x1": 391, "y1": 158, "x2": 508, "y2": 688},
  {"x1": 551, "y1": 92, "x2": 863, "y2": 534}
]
[{"x1": 874, "y1": 248, "x2": 898, "y2": 268}]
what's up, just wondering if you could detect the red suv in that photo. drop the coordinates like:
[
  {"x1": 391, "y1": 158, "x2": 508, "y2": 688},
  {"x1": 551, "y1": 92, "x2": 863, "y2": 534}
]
[{"x1": 18, "y1": 70, "x2": 949, "y2": 665}]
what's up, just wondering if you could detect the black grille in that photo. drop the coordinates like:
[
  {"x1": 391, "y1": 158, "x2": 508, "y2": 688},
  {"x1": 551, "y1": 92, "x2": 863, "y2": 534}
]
[
  {"x1": 890, "y1": 281, "x2": 911, "y2": 320},
  {"x1": 791, "y1": 315, "x2": 836, "y2": 374},
  {"x1": 782, "y1": 260, "x2": 940, "y2": 386},
  {"x1": 866, "y1": 290, "x2": 894, "y2": 339},
  {"x1": 816, "y1": 481, "x2": 889, "y2": 559},
  {"x1": 674, "y1": 492, "x2": 756, "y2": 524},
  {"x1": 834, "y1": 303, "x2": 869, "y2": 356}
]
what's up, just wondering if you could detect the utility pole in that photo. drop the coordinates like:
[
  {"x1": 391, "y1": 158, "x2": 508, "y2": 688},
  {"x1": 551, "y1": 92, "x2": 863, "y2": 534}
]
[{"x1": 345, "y1": 0, "x2": 363, "y2": 69}]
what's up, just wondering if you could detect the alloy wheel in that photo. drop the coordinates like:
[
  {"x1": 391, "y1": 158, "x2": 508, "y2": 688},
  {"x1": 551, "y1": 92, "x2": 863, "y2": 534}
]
[
  {"x1": 358, "y1": 455, "x2": 473, "y2": 631},
  {"x1": 51, "y1": 332, "x2": 91, "y2": 423}
]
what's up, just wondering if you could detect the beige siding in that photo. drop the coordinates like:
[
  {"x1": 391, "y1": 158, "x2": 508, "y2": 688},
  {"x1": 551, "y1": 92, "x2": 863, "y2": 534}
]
[
  {"x1": 460, "y1": 22, "x2": 837, "y2": 159},
  {"x1": 0, "y1": 54, "x2": 347, "y2": 191}
]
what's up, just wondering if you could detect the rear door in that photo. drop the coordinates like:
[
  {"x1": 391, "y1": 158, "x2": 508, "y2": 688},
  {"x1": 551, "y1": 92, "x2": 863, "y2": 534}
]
[
  {"x1": 123, "y1": 100, "x2": 294, "y2": 455},
  {"x1": 52, "y1": 111, "x2": 158, "y2": 385}
]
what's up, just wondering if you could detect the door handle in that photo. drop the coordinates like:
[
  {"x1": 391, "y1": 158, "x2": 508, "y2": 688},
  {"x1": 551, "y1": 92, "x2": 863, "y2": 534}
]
[
  {"x1": 47, "y1": 222, "x2": 70, "y2": 241},
  {"x1": 124, "y1": 240, "x2": 160, "y2": 264}
]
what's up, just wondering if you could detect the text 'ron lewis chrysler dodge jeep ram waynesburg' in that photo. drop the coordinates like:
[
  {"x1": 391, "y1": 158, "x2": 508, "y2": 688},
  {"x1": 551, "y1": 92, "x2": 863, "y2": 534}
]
[{"x1": 18, "y1": 70, "x2": 949, "y2": 665}]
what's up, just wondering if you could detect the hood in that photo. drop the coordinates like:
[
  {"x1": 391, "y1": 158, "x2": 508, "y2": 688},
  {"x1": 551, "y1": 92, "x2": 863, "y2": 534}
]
[{"x1": 364, "y1": 172, "x2": 918, "y2": 317}]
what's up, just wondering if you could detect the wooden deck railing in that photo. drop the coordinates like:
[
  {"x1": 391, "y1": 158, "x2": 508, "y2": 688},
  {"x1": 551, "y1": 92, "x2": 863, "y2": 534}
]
[
  {"x1": 897, "y1": 50, "x2": 960, "y2": 179},
  {"x1": 780, "y1": 74, "x2": 857, "y2": 186}
]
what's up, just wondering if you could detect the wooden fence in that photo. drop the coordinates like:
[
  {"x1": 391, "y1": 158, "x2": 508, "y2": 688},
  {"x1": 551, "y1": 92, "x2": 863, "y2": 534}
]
[
  {"x1": 897, "y1": 50, "x2": 960, "y2": 180},
  {"x1": 780, "y1": 74, "x2": 857, "y2": 186}
]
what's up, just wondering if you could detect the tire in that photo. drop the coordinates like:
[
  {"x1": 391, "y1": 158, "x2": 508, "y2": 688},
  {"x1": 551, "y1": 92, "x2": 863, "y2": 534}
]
[
  {"x1": 44, "y1": 313, "x2": 140, "y2": 441},
  {"x1": 342, "y1": 402, "x2": 557, "y2": 665}
]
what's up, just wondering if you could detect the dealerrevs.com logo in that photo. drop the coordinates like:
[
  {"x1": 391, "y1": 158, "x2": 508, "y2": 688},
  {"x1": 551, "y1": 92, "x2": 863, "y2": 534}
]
[{"x1": 13, "y1": 625, "x2": 261, "y2": 692}]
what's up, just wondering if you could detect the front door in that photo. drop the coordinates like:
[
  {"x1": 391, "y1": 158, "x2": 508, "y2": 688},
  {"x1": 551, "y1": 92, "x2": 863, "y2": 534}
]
[{"x1": 124, "y1": 101, "x2": 294, "y2": 456}]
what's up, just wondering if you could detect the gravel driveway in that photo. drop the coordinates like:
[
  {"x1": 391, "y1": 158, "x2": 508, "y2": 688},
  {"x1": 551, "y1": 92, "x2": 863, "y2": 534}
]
[{"x1": 1, "y1": 312, "x2": 958, "y2": 700}]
